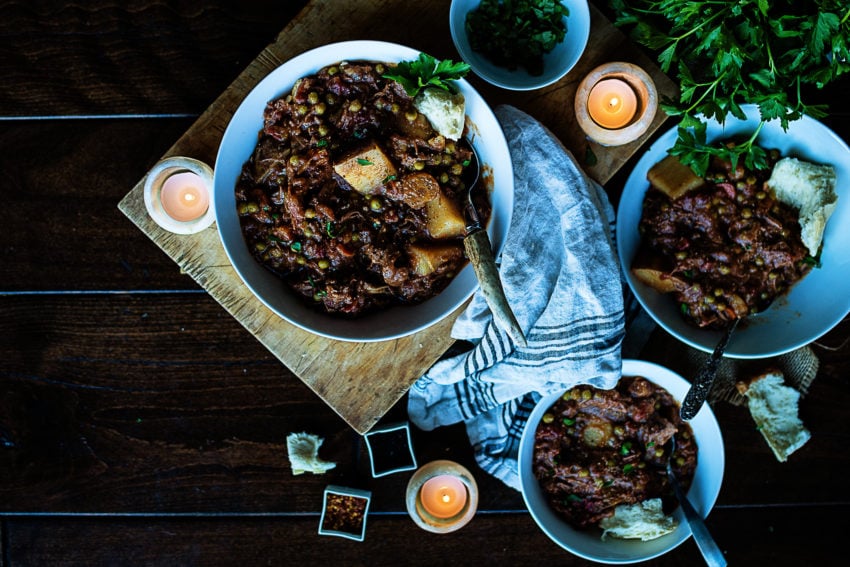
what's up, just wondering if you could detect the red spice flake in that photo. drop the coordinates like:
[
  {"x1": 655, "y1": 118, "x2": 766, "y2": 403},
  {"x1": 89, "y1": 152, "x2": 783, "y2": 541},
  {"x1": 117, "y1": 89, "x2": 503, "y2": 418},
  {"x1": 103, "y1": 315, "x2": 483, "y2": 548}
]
[{"x1": 322, "y1": 493, "x2": 367, "y2": 534}]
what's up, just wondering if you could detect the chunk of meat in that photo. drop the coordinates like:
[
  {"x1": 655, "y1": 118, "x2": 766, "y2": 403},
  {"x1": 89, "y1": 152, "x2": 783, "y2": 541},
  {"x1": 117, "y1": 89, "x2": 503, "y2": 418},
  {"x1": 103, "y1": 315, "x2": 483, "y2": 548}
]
[{"x1": 385, "y1": 172, "x2": 440, "y2": 209}]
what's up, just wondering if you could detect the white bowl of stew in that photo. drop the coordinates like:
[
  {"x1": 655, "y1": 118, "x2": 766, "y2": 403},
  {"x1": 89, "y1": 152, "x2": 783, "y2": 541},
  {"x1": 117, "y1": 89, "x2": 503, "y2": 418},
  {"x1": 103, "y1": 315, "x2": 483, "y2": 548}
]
[
  {"x1": 617, "y1": 104, "x2": 850, "y2": 358},
  {"x1": 518, "y1": 359, "x2": 725, "y2": 564},
  {"x1": 214, "y1": 41, "x2": 514, "y2": 341}
]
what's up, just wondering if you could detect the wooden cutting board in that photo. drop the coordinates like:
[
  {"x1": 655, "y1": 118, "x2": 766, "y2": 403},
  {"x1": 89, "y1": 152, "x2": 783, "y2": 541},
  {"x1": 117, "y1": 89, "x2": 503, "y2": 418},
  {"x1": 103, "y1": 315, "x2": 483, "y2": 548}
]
[{"x1": 118, "y1": 0, "x2": 676, "y2": 434}]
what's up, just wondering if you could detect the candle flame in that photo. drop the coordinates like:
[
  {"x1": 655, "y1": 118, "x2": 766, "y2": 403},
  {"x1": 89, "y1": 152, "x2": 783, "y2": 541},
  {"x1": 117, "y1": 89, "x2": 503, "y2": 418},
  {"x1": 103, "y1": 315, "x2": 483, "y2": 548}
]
[
  {"x1": 183, "y1": 193, "x2": 197, "y2": 203},
  {"x1": 441, "y1": 493, "x2": 451, "y2": 503},
  {"x1": 608, "y1": 96, "x2": 620, "y2": 108}
]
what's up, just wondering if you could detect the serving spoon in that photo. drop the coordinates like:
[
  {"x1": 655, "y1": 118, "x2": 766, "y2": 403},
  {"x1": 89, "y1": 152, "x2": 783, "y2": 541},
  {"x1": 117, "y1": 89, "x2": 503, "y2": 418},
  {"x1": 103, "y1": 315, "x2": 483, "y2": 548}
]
[
  {"x1": 462, "y1": 142, "x2": 527, "y2": 347},
  {"x1": 680, "y1": 317, "x2": 740, "y2": 420},
  {"x1": 666, "y1": 436, "x2": 727, "y2": 567}
]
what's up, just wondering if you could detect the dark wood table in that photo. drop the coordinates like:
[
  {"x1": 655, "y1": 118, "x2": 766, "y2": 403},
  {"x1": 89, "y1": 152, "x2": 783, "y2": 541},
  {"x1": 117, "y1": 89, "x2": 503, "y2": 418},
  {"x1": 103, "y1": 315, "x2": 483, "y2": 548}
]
[{"x1": 2, "y1": 1, "x2": 848, "y2": 565}]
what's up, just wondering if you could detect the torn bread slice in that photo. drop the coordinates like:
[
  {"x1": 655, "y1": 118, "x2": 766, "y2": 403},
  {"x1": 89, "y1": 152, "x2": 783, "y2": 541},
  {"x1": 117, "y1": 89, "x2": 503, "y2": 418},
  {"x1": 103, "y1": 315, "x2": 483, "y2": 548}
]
[
  {"x1": 766, "y1": 157, "x2": 838, "y2": 256},
  {"x1": 736, "y1": 371, "x2": 811, "y2": 462},
  {"x1": 599, "y1": 498, "x2": 678, "y2": 541}
]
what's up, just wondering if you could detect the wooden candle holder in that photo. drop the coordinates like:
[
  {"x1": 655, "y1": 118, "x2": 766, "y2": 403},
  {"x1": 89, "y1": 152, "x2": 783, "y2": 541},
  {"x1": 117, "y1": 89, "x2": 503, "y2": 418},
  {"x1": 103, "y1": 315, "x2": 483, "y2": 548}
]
[{"x1": 575, "y1": 62, "x2": 658, "y2": 146}]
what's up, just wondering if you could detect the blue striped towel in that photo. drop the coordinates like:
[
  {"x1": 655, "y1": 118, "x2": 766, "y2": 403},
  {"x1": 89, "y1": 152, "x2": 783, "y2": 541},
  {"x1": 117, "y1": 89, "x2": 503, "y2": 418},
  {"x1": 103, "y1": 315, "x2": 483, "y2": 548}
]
[{"x1": 407, "y1": 105, "x2": 626, "y2": 490}]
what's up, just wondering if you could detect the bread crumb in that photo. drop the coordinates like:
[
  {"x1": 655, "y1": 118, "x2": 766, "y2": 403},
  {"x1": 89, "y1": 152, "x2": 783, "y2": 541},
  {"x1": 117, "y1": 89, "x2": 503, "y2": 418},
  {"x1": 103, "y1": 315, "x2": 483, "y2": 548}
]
[{"x1": 286, "y1": 432, "x2": 336, "y2": 475}]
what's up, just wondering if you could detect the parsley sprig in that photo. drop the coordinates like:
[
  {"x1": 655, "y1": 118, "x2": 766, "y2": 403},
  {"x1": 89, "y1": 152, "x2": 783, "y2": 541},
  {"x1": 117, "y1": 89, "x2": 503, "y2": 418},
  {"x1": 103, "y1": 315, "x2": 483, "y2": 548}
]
[
  {"x1": 382, "y1": 53, "x2": 470, "y2": 98},
  {"x1": 610, "y1": 0, "x2": 850, "y2": 176}
]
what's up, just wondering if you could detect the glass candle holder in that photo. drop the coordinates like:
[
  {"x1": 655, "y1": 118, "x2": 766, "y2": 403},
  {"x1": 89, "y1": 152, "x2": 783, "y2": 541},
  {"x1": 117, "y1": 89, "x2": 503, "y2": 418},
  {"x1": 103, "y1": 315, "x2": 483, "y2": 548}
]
[
  {"x1": 575, "y1": 62, "x2": 658, "y2": 147},
  {"x1": 405, "y1": 460, "x2": 478, "y2": 533},
  {"x1": 143, "y1": 156, "x2": 215, "y2": 234}
]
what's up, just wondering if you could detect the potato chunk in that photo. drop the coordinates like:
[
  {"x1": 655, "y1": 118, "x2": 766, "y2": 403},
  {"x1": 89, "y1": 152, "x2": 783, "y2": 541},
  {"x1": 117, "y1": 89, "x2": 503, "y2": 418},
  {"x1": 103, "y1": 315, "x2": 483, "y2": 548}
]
[
  {"x1": 424, "y1": 190, "x2": 466, "y2": 239},
  {"x1": 647, "y1": 155, "x2": 705, "y2": 200},
  {"x1": 630, "y1": 245, "x2": 683, "y2": 293},
  {"x1": 408, "y1": 243, "x2": 464, "y2": 276},
  {"x1": 333, "y1": 142, "x2": 397, "y2": 196}
]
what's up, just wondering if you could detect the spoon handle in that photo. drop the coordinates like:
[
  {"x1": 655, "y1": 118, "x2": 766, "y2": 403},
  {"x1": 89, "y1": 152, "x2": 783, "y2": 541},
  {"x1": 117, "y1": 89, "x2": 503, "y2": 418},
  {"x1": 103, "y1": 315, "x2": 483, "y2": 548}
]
[
  {"x1": 680, "y1": 318, "x2": 740, "y2": 420},
  {"x1": 669, "y1": 475, "x2": 727, "y2": 567},
  {"x1": 463, "y1": 229, "x2": 527, "y2": 347}
]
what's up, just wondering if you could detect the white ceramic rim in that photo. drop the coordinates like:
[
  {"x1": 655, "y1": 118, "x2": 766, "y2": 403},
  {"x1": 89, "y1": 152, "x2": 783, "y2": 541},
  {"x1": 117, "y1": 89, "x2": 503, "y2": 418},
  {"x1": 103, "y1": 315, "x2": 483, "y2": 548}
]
[
  {"x1": 364, "y1": 422, "x2": 418, "y2": 478},
  {"x1": 213, "y1": 40, "x2": 514, "y2": 342},
  {"x1": 518, "y1": 359, "x2": 725, "y2": 564}
]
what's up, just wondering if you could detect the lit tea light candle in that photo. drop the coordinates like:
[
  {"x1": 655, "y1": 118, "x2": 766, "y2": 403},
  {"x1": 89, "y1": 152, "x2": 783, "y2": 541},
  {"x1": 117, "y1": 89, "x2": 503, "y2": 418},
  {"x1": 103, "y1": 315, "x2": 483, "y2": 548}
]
[
  {"x1": 419, "y1": 475, "x2": 467, "y2": 519},
  {"x1": 160, "y1": 171, "x2": 210, "y2": 222},
  {"x1": 143, "y1": 156, "x2": 215, "y2": 234},
  {"x1": 406, "y1": 460, "x2": 478, "y2": 533},
  {"x1": 575, "y1": 62, "x2": 658, "y2": 147},
  {"x1": 587, "y1": 78, "x2": 638, "y2": 129}
]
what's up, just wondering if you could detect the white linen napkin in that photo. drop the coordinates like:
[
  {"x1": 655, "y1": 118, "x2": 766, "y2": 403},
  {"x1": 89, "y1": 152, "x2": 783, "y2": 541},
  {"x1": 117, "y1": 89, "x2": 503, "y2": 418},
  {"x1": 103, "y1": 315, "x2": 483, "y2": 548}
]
[{"x1": 407, "y1": 105, "x2": 626, "y2": 490}]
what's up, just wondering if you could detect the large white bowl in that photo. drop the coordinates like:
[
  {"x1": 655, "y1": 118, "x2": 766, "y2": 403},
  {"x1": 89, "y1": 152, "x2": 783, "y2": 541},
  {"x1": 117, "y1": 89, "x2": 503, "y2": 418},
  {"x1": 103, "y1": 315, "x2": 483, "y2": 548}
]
[
  {"x1": 449, "y1": 0, "x2": 590, "y2": 91},
  {"x1": 617, "y1": 104, "x2": 850, "y2": 358},
  {"x1": 214, "y1": 41, "x2": 514, "y2": 342},
  {"x1": 519, "y1": 359, "x2": 725, "y2": 564}
]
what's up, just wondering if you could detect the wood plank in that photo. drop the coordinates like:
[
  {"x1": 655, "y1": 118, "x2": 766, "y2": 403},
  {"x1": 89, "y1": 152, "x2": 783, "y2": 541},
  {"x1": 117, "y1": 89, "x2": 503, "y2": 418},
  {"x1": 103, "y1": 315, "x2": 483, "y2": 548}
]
[
  {"x1": 117, "y1": 1, "x2": 677, "y2": 434},
  {"x1": 4, "y1": 506, "x2": 848, "y2": 565},
  {"x1": 1, "y1": 298, "x2": 849, "y2": 513},
  {"x1": 0, "y1": 294, "x2": 515, "y2": 513},
  {"x1": 0, "y1": 0, "x2": 309, "y2": 116},
  {"x1": 0, "y1": 120, "x2": 199, "y2": 292}
]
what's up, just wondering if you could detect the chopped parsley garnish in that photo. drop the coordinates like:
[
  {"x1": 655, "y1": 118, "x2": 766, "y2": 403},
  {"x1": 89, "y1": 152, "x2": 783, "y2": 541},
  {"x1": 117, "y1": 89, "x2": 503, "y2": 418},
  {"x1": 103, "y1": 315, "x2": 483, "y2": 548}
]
[
  {"x1": 465, "y1": 0, "x2": 570, "y2": 76},
  {"x1": 357, "y1": 158, "x2": 373, "y2": 166}
]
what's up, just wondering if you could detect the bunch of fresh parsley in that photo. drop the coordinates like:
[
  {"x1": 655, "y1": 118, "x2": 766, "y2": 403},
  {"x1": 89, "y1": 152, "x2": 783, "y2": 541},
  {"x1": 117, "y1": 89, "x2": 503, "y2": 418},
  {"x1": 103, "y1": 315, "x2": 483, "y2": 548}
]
[
  {"x1": 610, "y1": 0, "x2": 850, "y2": 176},
  {"x1": 382, "y1": 53, "x2": 471, "y2": 98}
]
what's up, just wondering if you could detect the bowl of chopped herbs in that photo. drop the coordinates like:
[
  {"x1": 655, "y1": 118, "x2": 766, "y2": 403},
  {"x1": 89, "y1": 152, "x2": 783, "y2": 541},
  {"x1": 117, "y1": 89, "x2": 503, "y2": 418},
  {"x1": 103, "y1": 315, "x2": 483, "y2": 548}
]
[{"x1": 450, "y1": 0, "x2": 590, "y2": 90}]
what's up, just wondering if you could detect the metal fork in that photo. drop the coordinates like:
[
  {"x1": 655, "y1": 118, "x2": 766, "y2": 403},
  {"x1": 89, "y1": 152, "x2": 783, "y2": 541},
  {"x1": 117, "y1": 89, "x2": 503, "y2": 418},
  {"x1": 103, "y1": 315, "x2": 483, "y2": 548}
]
[{"x1": 666, "y1": 436, "x2": 727, "y2": 567}]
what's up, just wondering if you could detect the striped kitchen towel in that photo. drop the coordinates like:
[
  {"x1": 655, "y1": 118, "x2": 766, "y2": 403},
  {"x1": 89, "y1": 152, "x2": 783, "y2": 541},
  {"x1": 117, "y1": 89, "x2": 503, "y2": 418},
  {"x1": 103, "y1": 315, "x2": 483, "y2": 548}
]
[{"x1": 407, "y1": 105, "x2": 625, "y2": 490}]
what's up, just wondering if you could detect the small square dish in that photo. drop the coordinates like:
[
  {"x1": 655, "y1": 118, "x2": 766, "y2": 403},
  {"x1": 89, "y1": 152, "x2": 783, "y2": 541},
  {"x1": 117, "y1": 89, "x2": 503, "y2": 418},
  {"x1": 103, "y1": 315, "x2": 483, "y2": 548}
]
[
  {"x1": 364, "y1": 422, "x2": 418, "y2": 477},
  {"x1": 318, "y1": 485, "x2": 371, "y2": 542}
]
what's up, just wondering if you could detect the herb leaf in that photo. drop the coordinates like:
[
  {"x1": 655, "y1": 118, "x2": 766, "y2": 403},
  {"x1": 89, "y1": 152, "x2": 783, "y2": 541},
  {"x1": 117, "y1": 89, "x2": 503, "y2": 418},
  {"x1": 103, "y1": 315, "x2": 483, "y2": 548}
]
[
  {"x1": 382, "y1": 53, "x2": 470, "y2": 98},
  {"x1": 610, "y1": 0, "x2": 850, "y2": 176}
]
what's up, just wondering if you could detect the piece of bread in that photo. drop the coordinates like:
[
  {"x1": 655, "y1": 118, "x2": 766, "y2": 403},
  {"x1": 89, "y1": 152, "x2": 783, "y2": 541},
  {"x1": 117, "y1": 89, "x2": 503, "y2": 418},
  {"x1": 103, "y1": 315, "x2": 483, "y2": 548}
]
[
  {"x1": 599, "y1": 498, "x2": 678, "y2": 541},
  {"x1": 414, "y1": 88, "x2": 465, "y2": 141},
  {"x1": 646, "y1": 154, "x2": 706, "y2": 200},
  {"x1": 766, "y1": 156, "x2": 838, "y2": 256},
  {"x1": 736, "y1": 371, "x2": 811, "y2": 462},
  {"x1": 286, "y1": 432, "x2": 336, "y2": 475}
]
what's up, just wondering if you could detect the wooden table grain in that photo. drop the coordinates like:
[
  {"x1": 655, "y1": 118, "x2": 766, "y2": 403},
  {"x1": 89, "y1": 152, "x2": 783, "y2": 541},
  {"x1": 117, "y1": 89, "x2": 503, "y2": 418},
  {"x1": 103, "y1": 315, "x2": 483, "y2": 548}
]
[{"x1": 2, "y1": 1, "x2": 849, "y2": 565}]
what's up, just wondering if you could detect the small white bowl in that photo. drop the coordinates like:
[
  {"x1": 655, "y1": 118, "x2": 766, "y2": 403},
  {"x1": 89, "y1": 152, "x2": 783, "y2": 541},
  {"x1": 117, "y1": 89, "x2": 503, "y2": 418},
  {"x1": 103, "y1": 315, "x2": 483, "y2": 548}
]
[
  {"x1": 616, "y1": 104, "x2": 850, "y2": 358},
  {"x1": 318, "y1": 485, "x2": 372, "y2": 542},
  {"x1": 518, "y1": 359, "x2": 725, "y2": 564},
  {"x1": 449, "y1": 0, "x2": 590, "y2": 90},
  {"x1": 364, "y1": 421, "x2": 418, "y2": 477}
]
